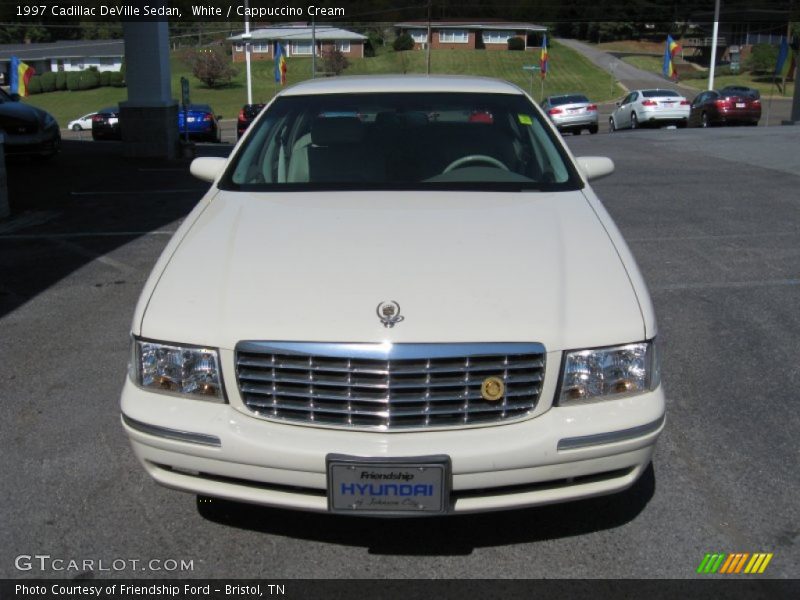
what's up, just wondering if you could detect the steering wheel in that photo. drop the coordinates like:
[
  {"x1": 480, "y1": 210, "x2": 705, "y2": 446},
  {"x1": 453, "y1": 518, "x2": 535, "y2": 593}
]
[{"x1": 442, "y1": 154, "x2": 509, "y2": 174}]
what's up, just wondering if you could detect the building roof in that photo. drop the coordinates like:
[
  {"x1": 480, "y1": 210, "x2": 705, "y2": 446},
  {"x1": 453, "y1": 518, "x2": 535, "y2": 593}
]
[
  {"x1": 229, "y1": 26, "x2": 367, "y2": 43},
  {"x1": 394, "y1": 21, "x2": 547, "y2": 32},
  {"x1": 0, "y1": 39, "x2": 124, "y2": 61},
  {"x1": 280, "y1": 75, "x2": 524, "y2": 97}
]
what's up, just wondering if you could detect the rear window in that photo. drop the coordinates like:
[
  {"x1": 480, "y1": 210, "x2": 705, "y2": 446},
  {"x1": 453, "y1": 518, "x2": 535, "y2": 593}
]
[
  {"x1": 221, "y1": 92, "x2": 581, "y2": 192},
  {"x1": 642, "y1": 90, "x2": 680, "y2": 98},
  {"x1": 549, "y1": 95, "x2": 590, "y2": 106}
]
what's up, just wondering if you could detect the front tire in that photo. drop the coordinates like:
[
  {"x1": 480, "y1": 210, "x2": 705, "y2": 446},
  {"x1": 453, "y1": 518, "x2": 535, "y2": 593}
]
[
  {"x1": 609, "y1": 117, "x2": 616, "y2": 133},
  {"x1": 71, "y1": 124, "x2": 81, "y2": 131}
]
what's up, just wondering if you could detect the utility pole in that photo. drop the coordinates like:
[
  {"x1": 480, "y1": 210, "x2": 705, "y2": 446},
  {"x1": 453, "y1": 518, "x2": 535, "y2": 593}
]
[
  {"x1": 426, "y1": 0, "x2": 432, "y2": 75},
  {"x1": 312, "y1": 16, "x2": 316, "y2": 78},
  {"x1": 708, "y1": 0, "x2": 720, "y2": 90}
]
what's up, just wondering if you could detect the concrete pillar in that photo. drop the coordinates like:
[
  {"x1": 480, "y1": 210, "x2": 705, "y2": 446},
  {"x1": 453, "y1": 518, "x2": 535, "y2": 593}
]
[
  {"x1": 121, "y1": 19, "x2": 178, "y2": 158},
  {"x1": 0, "y1": 133, "x2": 8, "y2": 219}
]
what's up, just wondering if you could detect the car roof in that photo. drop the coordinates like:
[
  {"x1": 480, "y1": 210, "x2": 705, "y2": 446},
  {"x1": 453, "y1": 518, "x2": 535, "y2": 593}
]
[{"x1": 280, "y1": 75, "x2": 525, "y2": 97}]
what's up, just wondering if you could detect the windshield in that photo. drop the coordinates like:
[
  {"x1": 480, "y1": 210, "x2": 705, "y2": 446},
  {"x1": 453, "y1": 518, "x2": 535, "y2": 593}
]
[{"x1": 221, "y1": 92, "x2": 580, "y2": 192}]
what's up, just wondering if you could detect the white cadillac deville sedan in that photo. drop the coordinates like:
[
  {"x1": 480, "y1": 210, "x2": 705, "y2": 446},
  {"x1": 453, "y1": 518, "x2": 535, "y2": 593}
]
[{"x1": 121, "y1": 76, "x2": 665, "y2": 516}]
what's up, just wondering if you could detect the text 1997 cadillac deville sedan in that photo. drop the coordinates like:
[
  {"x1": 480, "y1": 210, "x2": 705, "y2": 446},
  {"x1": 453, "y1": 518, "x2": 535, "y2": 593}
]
[{"x1": 121, "y1": 76, "x2": 665, "y2": 516}]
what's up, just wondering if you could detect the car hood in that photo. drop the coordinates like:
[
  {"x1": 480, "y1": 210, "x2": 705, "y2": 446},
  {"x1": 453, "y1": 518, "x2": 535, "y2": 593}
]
[
  {"x1": 0, "y1": 101, "x2": 46, "y2": 129},
  {"x1": 141, "y1": 190, "x2": 645, "y2": 351}
]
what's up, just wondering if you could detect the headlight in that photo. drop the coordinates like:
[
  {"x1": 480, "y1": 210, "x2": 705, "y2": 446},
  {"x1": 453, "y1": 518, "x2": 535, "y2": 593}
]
[
  {"x1": 557, "y1": 340, "x2": 660, "y2": 406},
  {"x1": 132, "y1": 339, "x2": 224, "y2": 401}
]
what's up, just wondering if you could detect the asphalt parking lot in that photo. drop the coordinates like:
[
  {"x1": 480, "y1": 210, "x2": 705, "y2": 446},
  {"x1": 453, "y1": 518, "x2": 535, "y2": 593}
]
[{"x1": 1, "y1": 126, "x2": 798, "y2": 580}]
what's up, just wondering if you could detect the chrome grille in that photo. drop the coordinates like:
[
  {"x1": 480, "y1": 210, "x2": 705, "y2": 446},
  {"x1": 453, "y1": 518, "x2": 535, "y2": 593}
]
[{"x1": 235, "y1": 342, "x2": 545, "y2": 431}]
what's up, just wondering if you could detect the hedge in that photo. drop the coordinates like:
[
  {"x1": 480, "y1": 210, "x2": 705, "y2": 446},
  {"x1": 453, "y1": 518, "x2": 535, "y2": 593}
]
[{"x1": 39, "y1": 71, "x2": 57, "y2": 92}]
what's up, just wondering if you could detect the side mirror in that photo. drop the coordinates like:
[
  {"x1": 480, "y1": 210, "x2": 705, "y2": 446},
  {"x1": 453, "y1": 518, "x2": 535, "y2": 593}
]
[
  {"x1": 576, "y1": 156, "x2": 615, "y2": 182},
  {"x1": 190, "y1": 157, "x2": 226, "y2": 183},
  {"x1": 615, "y1": 101, "x2": 621, "y2": 107}
]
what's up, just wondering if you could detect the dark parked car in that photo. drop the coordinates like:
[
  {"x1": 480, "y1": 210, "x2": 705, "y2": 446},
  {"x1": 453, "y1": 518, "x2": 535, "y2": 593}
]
[
  {"x1": 689, "y1": 89, "x2": 761, "y2": 127},
  {"x1": 237, "y1": 103, "x2": 265, "y2": 139},
  {"x1": 178, "y1": 104, "x2": 221, "y2": 143},
  {"x1": 91, "y1": 106, "x2": 121, "y2": 140},
  {"x1": 0, "y1": 87, "x2": 60, "y2": 158}
]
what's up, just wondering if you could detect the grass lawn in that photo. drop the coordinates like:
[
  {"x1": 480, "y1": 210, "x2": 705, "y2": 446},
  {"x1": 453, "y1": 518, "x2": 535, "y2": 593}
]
[
  {"x1": 24, "y1": 40, "x2": 624, "y2": 127},
  {"x1": 620, "y1": 54, "x2": 793, "y2": 97}
]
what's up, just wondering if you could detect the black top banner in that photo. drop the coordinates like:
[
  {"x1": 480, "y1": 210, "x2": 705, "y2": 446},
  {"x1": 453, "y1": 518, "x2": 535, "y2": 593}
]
[{"x1": 1, "y1": 0, "x2": 799, "y2": 24}]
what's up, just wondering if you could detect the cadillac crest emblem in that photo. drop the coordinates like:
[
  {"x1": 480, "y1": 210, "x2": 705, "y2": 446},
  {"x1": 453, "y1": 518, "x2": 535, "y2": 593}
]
[{"x1": 376, "y1": 300, "x2": 404, "y2": 328}]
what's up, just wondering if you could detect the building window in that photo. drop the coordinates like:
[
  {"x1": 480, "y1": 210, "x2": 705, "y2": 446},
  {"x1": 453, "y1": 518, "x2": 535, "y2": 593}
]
[
  {"x1": 438, "y1": 29, "x2": 468, "y2": 43},
  {"x1": 290, "y1": 41, "x2": 314, "y2": 55},
  {"x1": 409, "y1": 29, "x2": 428, "y2": 43},
  {"x1": 252, "y1": 43, "x2": 269, "y2": 53},
  {"x1": 483, "y1": 30, "x2": 516, "y2": 44},
  {"x1": 335, "y1": 40, "x2": 351, "y2": 53},
  {"x1": 234, "y1": 44, "x2": 243, "y2": 52}
]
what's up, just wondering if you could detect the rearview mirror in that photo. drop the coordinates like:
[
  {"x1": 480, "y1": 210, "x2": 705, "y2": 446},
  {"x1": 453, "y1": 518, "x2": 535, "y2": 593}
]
[
  {"x1": 190, "y1": 157, "x2": 226, "y2": 183},
  {"x1": 576, "y1": 156, "x2": 615, "y2": 182}
]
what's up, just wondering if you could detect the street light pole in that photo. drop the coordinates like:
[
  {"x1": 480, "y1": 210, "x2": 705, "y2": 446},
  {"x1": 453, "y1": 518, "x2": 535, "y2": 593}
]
[{"x1": 243, "y1": 0, "x2": 252, "y2": 104}]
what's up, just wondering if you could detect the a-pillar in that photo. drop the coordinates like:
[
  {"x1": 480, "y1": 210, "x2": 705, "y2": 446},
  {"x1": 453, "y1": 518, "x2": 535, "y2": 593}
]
[{"x1": 121, "y1": 19, "x2": 178, "y2": 158}]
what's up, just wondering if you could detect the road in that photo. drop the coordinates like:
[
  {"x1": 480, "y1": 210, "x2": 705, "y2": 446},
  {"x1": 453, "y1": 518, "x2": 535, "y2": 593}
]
[{"x1": 1, "y1": 127, "x2": 798, "y2": 580}]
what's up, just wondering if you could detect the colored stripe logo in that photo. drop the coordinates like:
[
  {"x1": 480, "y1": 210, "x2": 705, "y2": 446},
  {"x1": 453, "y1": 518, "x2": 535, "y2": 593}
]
[{"x1": 697, "y1": 553, "x2": 773, "y2": 574}]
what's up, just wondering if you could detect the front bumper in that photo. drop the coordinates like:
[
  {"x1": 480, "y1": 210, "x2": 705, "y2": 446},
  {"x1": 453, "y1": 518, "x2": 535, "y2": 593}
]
[
  {"x1": 121, "y1": 379, "x2": 665, "y2": 514},
  {"x1": 3, "y1": 129, "x2": 60, "y2": 156}
]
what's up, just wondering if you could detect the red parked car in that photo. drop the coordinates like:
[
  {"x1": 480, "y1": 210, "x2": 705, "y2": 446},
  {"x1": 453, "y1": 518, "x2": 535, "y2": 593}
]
[
  {"x1": 237, "y1": 103, "x2": 266, "y2": 139},
  {"x1": 688, "y1": 88, "x2": 761, "y2": 127}
]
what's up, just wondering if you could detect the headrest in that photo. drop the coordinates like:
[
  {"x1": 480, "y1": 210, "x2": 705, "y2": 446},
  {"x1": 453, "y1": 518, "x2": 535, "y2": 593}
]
[{"x1": 311, "y1": 117, "x2": 364, "y2": 145}]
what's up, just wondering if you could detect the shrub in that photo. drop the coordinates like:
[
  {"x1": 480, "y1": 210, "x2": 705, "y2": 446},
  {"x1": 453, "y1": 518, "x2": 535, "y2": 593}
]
[
  {"x1": 27, "y1": 75, "x2": 43, "y2": 94},
  {"x1": 55, "y1": 70, "x2": 67, "y2": 90},
  {"x1": 365, "y1": 31, "x2": 383, "y2": 57},
  {"x1": 109, "y1": 71, "x2": 125, "y2": 87},
  {"x1": 747, "y1": 43, "x2": 778, "y2": 74},
  {"x1": 393, "y1": 33, "x2": 414, "y2": 52},
  {"x1": 507, "y1": 37, "x2": 525, "y2": 51},
  {"x1": 39, "y1": 71, "x2": 57, "y2": 92},
  {"x1": 182, "y1": 47, "x2": 237, "y2": 88},
  {"x1": 99, "y1": 71, "x2": 111, "y2": 86},
  {"x1": 321, "y1": 48, "x2": 349, "y2": 75},
  {"x1": 65, "y1": 70, "x2": 100, "y2": 91}
]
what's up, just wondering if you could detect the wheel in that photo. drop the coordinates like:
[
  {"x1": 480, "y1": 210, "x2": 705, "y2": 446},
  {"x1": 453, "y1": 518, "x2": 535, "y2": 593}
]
[
  {"x1": 71, "y1": 124, "x2": 81, "y2": 131},
  {"x1": 589, "y1": 125, "x2": 598, "y2": 135},
  {"x1": 630, "y1": 112, "x2": 638, "y2": 129},
  {"x1": 573, "y1": 129, "x2": 582, "y2": 136},
  {"x1": 609, "y1": 117, "x2": 616, "y2": 133},
  {"x1": 701, "y1": 112, "x2": 709, "y2": 128}
]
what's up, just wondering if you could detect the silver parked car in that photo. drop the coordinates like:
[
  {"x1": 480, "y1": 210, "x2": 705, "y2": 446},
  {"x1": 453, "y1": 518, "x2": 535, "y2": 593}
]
[
  {"x1": 541, "y1": 94, "x2": 598, "y2": 135},
  {"x1": 609, "y1": 89, "x2": 689, "y2": 131}
]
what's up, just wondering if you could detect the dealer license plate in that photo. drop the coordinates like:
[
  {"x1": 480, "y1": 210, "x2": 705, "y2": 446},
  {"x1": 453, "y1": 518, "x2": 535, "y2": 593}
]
[{"x1": 327, "y1": 454, "x2": 450, "y2": 515}]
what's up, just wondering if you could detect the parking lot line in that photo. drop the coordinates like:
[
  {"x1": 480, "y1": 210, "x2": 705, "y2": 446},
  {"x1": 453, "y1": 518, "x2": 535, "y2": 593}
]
[{"x1": 654, "y1": 278, "x2": 800, "y2": 292}]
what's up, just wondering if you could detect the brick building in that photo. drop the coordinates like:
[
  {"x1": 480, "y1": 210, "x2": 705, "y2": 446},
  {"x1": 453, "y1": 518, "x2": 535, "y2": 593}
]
[
  {"x1": 394, "y1": 21, "x2": 547, "y2": 51},
  {"x1": 229, "y1": 26, "x2": 368, "y2": 61}
]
